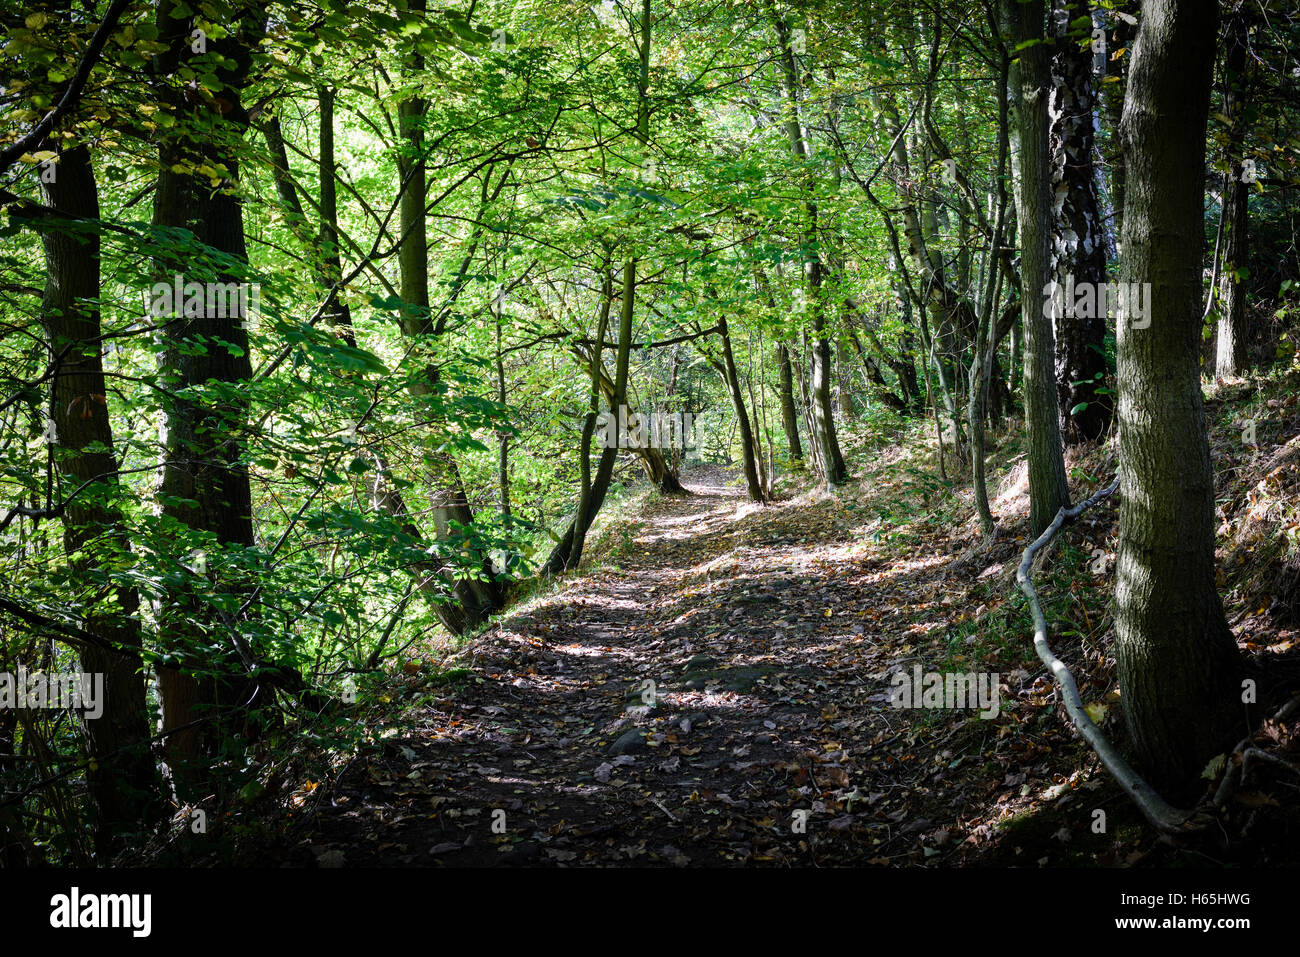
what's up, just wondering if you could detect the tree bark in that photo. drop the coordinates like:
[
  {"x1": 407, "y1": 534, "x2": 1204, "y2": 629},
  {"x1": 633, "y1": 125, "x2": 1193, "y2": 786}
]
[
  {"x1": 317, "y1": 85, "x2": 356, "y2": 347},
  {"x1": 584, "y1": 360, "x2": 687, "y2": 495},
  {"x1": 771, "y1": 4, "x2": 847, "y2": 488},
  {"x1": 1098, "y1": 1, "x2": 1137, "y2": 243},
  {"x1": 1214, "y1": 6, "x2": 1252, "y2": 378},
  {"x1": 395, "y1": 0, "x2": 503, "y2": 631},
  {"x1": 259, "y1": 78, "x2": 465, "y2": 625},
  {"x1": 545, "y1": 0, "x2": 655, "y2": 570},
  {"x1": 564, "y1": 267, "x2": 615, "y2": 571},
  {"x1": 150, "y1": 1, "x2": 266, "y2": 776},
  {"x1": 1115, "y1": 0, "x2": 1245, "y2": 798},
  {"x1": 543, "y1": 261, "x2": 636, "y2": 573},
  {"x1": 970, "y1": 48, "x2": 1012, "y2": 537},
  {"x1": 836, "y1": 339, "x2": 855, "y2": 418},
  {"x1": 38, "y1": 143, "x2": 161, "y2": 851},
  {"x1": 776, "y1": 343, "x2": 803, "y2": 462},
  {"x1": 1050, "y1": 0, "x2": 1113, "y2": 442},
  {"x1": 716, "y1": 315, "x2": 765, "y2": 503},
  {"x1": 755, "y1": 267, "x2": 804, "y2": 463},
  {"x1": 1004, "y1": 0, "x2": 1071, "y2": 536}
]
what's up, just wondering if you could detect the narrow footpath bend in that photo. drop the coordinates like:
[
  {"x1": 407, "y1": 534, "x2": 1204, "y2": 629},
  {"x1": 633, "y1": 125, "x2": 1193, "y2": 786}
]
[{"x1": 289, "y1": 465, "x2": 1100, "y2": 866}]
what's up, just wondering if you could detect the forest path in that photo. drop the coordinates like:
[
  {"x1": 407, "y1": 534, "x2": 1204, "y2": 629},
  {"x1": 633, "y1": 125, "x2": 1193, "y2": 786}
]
[{"x1": 289, "y1": 464, "x2": 1095, "y2": 866}]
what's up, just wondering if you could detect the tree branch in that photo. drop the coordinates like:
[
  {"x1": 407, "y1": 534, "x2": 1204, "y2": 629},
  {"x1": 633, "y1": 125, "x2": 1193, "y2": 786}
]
[
  {"x1": 0, "y1": 0, "x2": 133, "y2": 177},
  {"x1": 1015, "y1": 477, "x2": 1195, "y2": 834}
]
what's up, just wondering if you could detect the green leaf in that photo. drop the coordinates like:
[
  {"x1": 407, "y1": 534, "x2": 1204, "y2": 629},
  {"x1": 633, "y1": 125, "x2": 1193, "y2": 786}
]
[{"x1": 328, "y1": 342, "x2": 389, "y2": 374}]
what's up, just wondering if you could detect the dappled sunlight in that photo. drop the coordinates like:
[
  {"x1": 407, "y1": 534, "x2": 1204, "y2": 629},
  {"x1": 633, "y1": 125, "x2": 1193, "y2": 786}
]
[
  {"x1": 7, "y1": 0, "x2": 1297, "y2": 883},
  {"x1": 992, "y1": 460, "x2": 1031, "y2": 514}
]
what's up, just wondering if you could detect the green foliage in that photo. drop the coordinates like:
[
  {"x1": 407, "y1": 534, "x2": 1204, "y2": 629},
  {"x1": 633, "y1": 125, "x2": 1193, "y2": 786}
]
[{"x1": 0, "y1": 0, "x2": 1297, "y2": 863}]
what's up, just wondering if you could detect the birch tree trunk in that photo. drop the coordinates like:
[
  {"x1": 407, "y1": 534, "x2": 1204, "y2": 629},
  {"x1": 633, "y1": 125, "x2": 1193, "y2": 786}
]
[
  {"x1": 1214, "y1": 5, "x2": 1253, "y2": 378},
  {"x1": 1050, "y1": 0, "x2": 1113, "y2": 443}
]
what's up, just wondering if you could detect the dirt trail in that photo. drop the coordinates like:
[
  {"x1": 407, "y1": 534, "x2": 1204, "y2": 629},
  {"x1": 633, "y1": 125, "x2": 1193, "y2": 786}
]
[{"x1": 287, "y1": 466, "x2": 1100, "y2": 866}]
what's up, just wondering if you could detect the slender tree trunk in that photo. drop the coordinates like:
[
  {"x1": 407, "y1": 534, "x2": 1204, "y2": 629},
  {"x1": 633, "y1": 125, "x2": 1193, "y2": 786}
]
[
  {"x1": 970, "y1": 50, "x2": 1011, "y2": 537},
  {"x1": 716, "y1": 315, "x2": 765, "y2": 502},
  {"x1": 792, "y1": 339, "x2": 826, "y2": 479},
  {"x1": 1004, "y1": 0, "x2": 1070, "y2": 536},
  {"x1": 546, "y1": 0, "x2": 655, "y2": 569},
  {"x1": 261, "y1": 79, "x2": 460, "y2": 620},
  {"x1": 756, "y1": 268, "x2": 804, "y2": 463},
  {"x1": 1115, "y1": 0, "x2": 1244, "y2": 798},
  {"x1": 318, "y1": 85, "x2": 356, "y2": 346},
  {"x1": 1214, "y1": 5, "x2": 1253, "y2": 378},
  {"x1": 261, "y1": 114, "x2": 315, "y2": 250},
  {"x1": 566, "y1": 268, "x2": 614, "y2": 571},
  {"x1": 1099, "y1": 1, "x2": 1137, "y2": 244},
  {"x1": 836, "y1": 338, "x2": 855, "y2": 418},
  {"x1": 808, "y1": 267, "x2": 848, "y2": 487},
  {"x1": 776, "y1": 343, "x2": 803, "y2": 462},
  {"x1": 847, "y1": 327, "x2": 906, "y2": 410},
  {"x1": 1009, "y1": 308, "x2": 1022, "y2": 391},
  {"x1": 585, "y1": 355, "x2": 687, "y2": 494},
  {"x1": 495, "y1": 296, "x2": 511, "y2": 520},
  {"x1": 395, "y1": 0, "x2": 502, "y2": 631},
  {"x1": 546, "y1": 261, "x2": 637, "y2": 573},
  {"x1": 744, "y1": 339, "x2": 771, "y2": 498},
  {"x1": 845, "y1": 297, "x2": 913, "y2": 410},
  {"x1": 896, "y1": 328, "x2": 922, "y2": 411},
  {"x1": 771, "y1": 5, "x2": 847, "y2": 488}
]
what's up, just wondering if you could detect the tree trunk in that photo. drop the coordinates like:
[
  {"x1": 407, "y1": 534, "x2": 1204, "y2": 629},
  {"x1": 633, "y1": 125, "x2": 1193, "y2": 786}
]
[
  {"x1": 38, "y1": 143, "x2": 161, "y2": 851},
  {"x1": 1214, "y1": 6, "x2": 1252, "y2": 378},
  {"x1": 585, "y1": 361, "x2": 687, "y2": 495},
  {"x1": 970, "y1": 48, "x2": 1011, "y2": 537},
  {"x1": 1115, "y1": 0, "x2": 1244, "y2": 798},
  {"x1": 546, "y1": 0, "x2": 656, "y2": 569},
  {"x1": 495, "y1": 297, "x2": 511, "y2": 520},
  {"x1": 776, "y1": 343, "x2": 803, "y2": 462},
  {"x1": 544, "y1": 261, "x2": 636, "y2": 573},
  {"x1": 395, "y1": 0, "x2": 503, "y2": 632},
  {"x1": 791, "y1": 339, "x2": 826, "y2": 478},
  {"x1": 1098, "y1": 1, "x2": 1137, "y2": 244},
  {"x1": 771, "y1": 5, "x2": 847, "y2": 488},
  {"x1": 716, "y1": 315, "x2": 765, "y2": 503},
  {"x1": 565, "y1": 267, "x2": 615, "y2": 571},
  {"x1": 1004, "y1": 0, "x2": 1070, "y2": 536},
  {"x1": 150, "y1": 2, "x2": 265, "y2": 777},
  {"x1": 318, "y1": 85, "x2": 356, "y2": 346},
  {"x1": 1050, "y1": 0, "x2": 1113, "y2": 443},
  {"x1": 836, "y1": 339, "x2": 855, "y2": 418},
  {"x1": 756, "y1": 268, "x2": 804, "y2": 463},
  {"x1": 260, "y1": 78, "x2": 465, "y2": 624}
]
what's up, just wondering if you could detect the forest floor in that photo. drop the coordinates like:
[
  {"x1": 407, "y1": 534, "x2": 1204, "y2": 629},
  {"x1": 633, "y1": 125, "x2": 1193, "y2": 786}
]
[
  {"x1": 236, "y1": 371, "x2": 1300, "y2": 868},
  {"x1": 252, "y1": 467, "x2": 1239, "y2": 867}
]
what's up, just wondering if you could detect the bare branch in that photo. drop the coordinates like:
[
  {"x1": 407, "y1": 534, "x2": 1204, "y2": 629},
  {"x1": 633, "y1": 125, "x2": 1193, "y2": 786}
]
[{"x1": 1015, "y1": 476, "x2": 1195, "y2": 834}]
